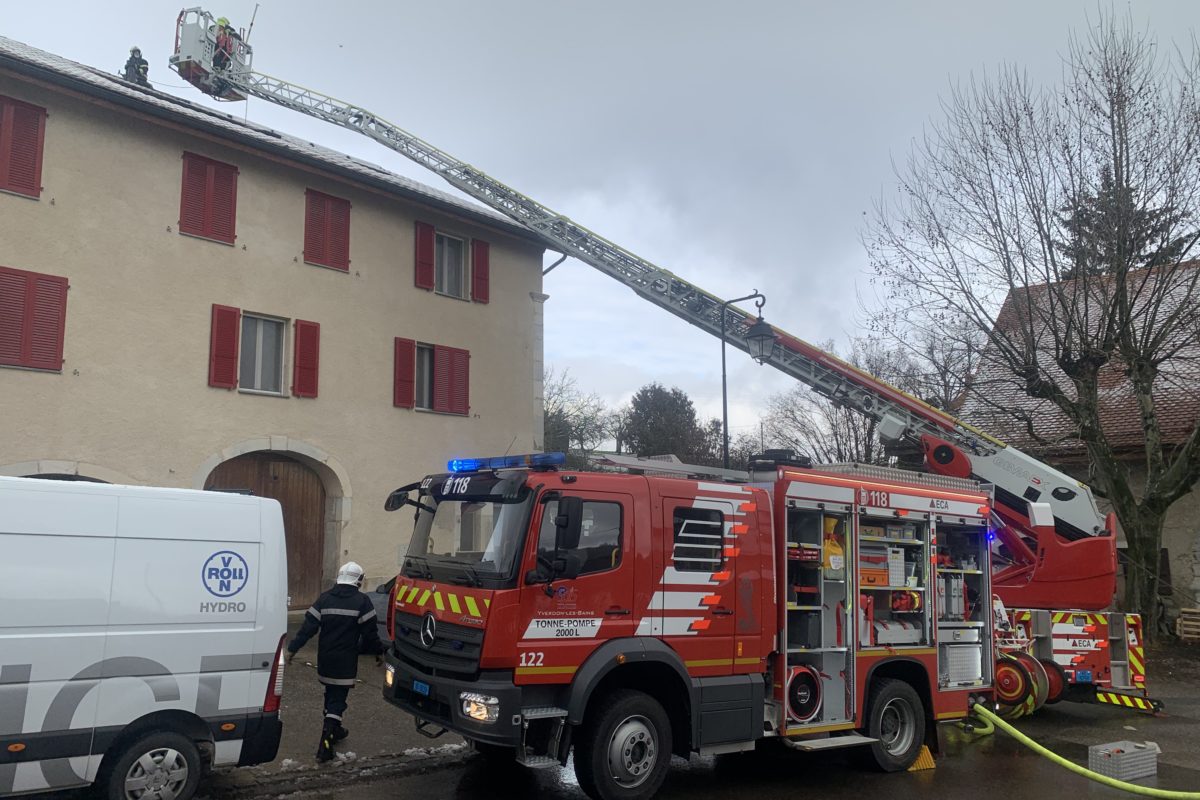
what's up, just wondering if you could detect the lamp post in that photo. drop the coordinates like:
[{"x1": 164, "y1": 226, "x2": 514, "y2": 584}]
[{"x1": 720, "y1": 291, "x2": 777, "y2": 469}]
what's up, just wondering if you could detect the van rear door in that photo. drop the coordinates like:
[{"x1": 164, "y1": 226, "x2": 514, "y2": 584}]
[{"x1": 0, "y1": 479, "x2": 118, "y2": 794}]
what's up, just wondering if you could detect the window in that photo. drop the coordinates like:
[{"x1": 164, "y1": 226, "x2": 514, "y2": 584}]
[
  {"x1": 393, "y1": 338, "x2": 469, "y2": 415},
  {"x1": 0, "y1": 95, "x2": 47, "y2": 199},
  {"x1": 537, "y1": 499, "x2": 624, "y2": 576},
  {"x1": 415, "y1": 343, "x2": 434, "y2": 409},
  {"x1": 435, "y1": 233, "x2": 466, "y2": 298},
  {"x1": 303, "y1": 189, "x2": 351, "y2": 271},
  {"x1": 239, "y1": 314, "x2": 285, "y2": 393},
  {"x1": 0, "y1": 265, "x2": 67, "y2": 371},
  {"x1": 179, "y1": 152, "x2": 238, "y2": 244},
  {"x1": 673, "y1": 507, "x2": 725, "y2": 572},
  {"x1": 413, "y1": 221, "x2": 491, "y2": 304},
  {"x1": 209, "y1": 305, "x2": 320, "y2": 394}
]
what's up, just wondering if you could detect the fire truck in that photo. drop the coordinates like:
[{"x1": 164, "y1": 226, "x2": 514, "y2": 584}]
[
  {"x1": 380, "y1": 451, "x2": 994, "y2": 798},
  {"x1": 167, "y1": 2, "x2": 1158, "y2": 739}
]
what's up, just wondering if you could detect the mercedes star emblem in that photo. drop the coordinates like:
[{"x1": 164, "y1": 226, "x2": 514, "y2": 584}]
[{"x1": 420, "y1": 612, "x2": 438, "y2": 649}]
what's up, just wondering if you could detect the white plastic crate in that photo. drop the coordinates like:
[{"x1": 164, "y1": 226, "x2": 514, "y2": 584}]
[{"x1": 1087, "y1": 740, "x2": 1160, "y2": 781}]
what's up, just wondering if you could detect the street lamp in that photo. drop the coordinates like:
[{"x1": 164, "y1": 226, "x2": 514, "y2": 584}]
[{"x1": 720, "y1": 291, "x2": 777, "y2": 469}]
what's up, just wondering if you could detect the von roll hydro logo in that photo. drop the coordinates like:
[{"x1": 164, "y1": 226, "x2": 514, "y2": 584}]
[{"x1": 203, "y1": 550, "x2": 250, "y2": 597}]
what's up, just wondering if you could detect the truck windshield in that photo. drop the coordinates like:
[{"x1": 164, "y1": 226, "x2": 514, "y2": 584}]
[{"x1": 402, "y1": 472, "x2": 534, "y2": 587}]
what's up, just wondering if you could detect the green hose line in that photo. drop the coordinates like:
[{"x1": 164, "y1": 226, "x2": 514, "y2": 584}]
[
  {"x1": 956, "y1": 713, "x2": 994, "y2": 736},
  {"x1": 971, "y1": 704, "x2": 1200, "y2": 799}
]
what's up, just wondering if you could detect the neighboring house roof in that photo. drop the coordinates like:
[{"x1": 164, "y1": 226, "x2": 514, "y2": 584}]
[
  {"x1": 0, "y1": 35, "x2": 542, "y2": 244},
  {"x1": 959, "y1": 262, "x2": 1200, "y2": 461}
]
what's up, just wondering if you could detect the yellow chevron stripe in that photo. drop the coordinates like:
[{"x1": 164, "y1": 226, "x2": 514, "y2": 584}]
[
  {"x1": 484, "y1": 598, "x2": 491, "y2": 608},
  {"x1": 433, "y1": 591, "x2": 444, "y2": 611},
  {"x1": 1098, "y1": 693, "x2": 1111, "y2": 704},
  {"x1": 405, "y1": 586, "x2": 420, "y2": 603},
  {"x1": 465, "y1": 596, "x2": 481, "y2": 617},
  {"x1": 448, "y1": 593, "x2": 461, "y2": 614},
  {"x1": 1122, "y1": 695, "x2": 1134, "y2": 707},
  {"x1": 1053, "y1": 612, "x2": 1068, "y2": 623},
  {"x1": 417, "y1": 589, "x2": 432, "y2": 607},
  {"x1": 1128, "y1": 648, "x2": 1144, "y2": 675}
]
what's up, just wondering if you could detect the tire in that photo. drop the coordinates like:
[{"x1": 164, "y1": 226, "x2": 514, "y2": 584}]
[
  {"x1": 573, "y1": 689, "x2": 673, "y2": 800},
  {"x1": 858, "y1": 678, "x2": 925, "y2": 772},
  {"x1": 99, "y1": 731, "x2": 202, "y2": 800}
]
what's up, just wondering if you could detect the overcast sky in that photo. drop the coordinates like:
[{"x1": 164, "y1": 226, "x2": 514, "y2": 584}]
[{"x1": 7, "y1": 1, "x2": 1199, "y2": 439}]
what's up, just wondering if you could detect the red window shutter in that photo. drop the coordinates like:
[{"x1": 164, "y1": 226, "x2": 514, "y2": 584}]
[
  {"x1": 208, "y1": 161, "x2": 238, "y2": 244},
  {"x1": 305, "y1": 190, "x2": 351, "y2": 271},
  {"x1": 471, "y1": 240, "x2": 490, "y2": 303},
  {"x1": 414, "y1": 221, "x2": 435, "y2": 289},
  {"x1": 303, "y1": 190, "x2": 328, "y2": 265},
  {"x1": 328, "y1": 196, "x2": 351, "y2": 270},
  {"x1": 208, "y1": 304, "x2": 240, "y2": 388},
  {"x1": 179, "y1": 153, "x2": 208, "y2": 237},
  {"x1": 26, "y1": 272, "x2": 68, "y2": 371},
  {"x1": 292, "y1": 319, "x2": 320, "y2": 398},
  {"x1": 431, "y1": 344, "x2": 452, "y2": 413},
  {"x1": 393, "y1": 337, "x2": 415, "y2": 408},
  {"x1": 0, "y1": 266, "x2": 67, "y2": 371},
  {"x1": 448, "y1": 347, "x2": 470, "y2": 415},
  {"x1": 0, "y1": 96, "x2": 47, "y2": 198},
  {"x1": 0, "y1": 268, "x2": 25, "y2": 365},
  {"x1": 180, "y1": 153, "x2": 237, "y2": 243}
]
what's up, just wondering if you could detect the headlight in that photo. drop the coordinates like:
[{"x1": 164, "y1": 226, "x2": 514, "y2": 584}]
[
  {"x1": 385, "y1": 665, "x2": 395, "y2": 688},
  {"x1": 460, "y1": 692, "x2": 500, "y2": 723}
]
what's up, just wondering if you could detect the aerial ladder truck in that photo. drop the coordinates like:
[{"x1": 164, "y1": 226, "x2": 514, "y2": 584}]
[{"x1": 170, "y1": 8, "x2": 1156, "y2": 720}]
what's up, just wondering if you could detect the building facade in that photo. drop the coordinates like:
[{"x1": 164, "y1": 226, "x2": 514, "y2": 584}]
[{"x1": 0, "y1": 38, "x2": 547, "y2": 604}]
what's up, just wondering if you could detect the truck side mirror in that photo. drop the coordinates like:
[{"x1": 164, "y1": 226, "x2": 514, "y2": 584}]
[
  {"x1": 555, "y1": 496, "x2": 584, "y2": 551},
  {"x1": 384, "y1": 489, "x2": 407, "y2": 512}
]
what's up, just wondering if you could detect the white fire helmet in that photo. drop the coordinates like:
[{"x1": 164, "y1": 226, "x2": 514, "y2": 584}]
[{"x1": 336, "y1": 561, "x2": 364, "y2": 586}]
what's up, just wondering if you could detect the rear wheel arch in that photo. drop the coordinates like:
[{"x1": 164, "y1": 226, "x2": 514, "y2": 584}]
[
  {"x1": 98, "y1": 710, "x2": 214, "y2": 773},
  {"x1": 861, "y1": 658, "x2": 936, "y2": 752}
]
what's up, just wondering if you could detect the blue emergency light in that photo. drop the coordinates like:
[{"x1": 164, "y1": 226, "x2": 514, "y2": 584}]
[{"x1": 447, "y1": 452, "x2": 566, "y2": 473}]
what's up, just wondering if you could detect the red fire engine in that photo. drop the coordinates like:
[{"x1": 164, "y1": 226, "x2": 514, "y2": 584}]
[
  {"x1": 169, "y1": 5, "x2": 1161, "y2": 739},
  {"x1": 381, "y1": 451, "x2": 995, "y2": 800}
]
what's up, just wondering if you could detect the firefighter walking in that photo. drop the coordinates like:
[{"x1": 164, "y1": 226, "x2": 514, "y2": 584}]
[{"x1": 287, "y1": 561, "x2": 384, "y2": 761}]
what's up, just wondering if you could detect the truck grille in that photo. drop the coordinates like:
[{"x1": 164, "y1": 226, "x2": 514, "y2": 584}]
[{"x1": 393, "y1": 611, "x2": 484, "y2": 678}]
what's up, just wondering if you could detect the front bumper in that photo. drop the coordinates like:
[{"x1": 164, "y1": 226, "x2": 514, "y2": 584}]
[{"x1": 383, "y1": 652, "x2": 524, "y2": 747}]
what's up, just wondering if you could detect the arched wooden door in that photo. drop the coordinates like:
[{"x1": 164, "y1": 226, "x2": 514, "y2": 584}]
[{"x1": 206, "y1": 452, "x2": 327, "y2": 608}]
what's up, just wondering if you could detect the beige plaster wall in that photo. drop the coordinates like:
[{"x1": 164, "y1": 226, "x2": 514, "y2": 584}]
[{"x1": 0, "y1": 75, "x2": 545, "y2": 587}]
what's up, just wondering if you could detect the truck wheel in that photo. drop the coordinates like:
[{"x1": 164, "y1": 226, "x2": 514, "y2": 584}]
[
  {"x1": 858, "y1": 678, "x2": 925, "y2": 772},
  {"x1": 574, "y1": 689, "x2": 672, "y2": 800},
  {"x1": 100, "y1": 731, "x2": 201, "y2": 800}
]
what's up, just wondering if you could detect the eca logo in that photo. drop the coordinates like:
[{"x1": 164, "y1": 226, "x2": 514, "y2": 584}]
[{"x1": 202, "y1": 551, "x2": 250, "y2": 597}]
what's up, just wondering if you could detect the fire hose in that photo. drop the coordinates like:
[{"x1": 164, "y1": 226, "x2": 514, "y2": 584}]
[{"x1": 970, "y1": 704, "x2": 1200, "y2": 799}]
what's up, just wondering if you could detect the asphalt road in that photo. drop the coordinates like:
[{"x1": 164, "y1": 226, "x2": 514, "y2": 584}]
[{"x1": 224, "y1": 660, "x2": 1200, "y2": 800}]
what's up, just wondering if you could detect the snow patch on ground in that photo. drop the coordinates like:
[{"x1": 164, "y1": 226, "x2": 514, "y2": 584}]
[{"x1": 401, "y1": 743, "x2": 469, "y2": 760}]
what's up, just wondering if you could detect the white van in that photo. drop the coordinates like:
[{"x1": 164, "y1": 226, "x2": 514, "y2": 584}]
[{"x1": 0, "y1": 476, "x2": 288, "y2": 799}]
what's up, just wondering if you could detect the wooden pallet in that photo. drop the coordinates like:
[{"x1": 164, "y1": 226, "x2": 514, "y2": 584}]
[{"x1": 1177, "y1": 608, "x2": 1200, "y2": 643}]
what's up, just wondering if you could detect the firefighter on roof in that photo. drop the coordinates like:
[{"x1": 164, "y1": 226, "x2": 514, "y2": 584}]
[
  {"x1": 287, "y1": 561, "x2": 384, "y2": 762},
  {"x1": 122, "y1": 46, "x2": 149, "y2": 86}
]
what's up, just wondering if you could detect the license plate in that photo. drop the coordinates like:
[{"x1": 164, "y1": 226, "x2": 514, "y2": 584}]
[
  {"x1": 412, "y1": 680, "x2": 431, "y2": 697},
  {"x1": 1076, "y1": 669, "x2": 1092, "y2": 683}
]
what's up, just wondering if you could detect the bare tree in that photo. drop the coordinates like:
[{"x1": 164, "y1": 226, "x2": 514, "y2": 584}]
[
  {"x1": 543, "y1": 367, "x2": 612, "y2": 464},
  {"x1": 868, "y1": 14, "x2": 1200, "y2": 627}
]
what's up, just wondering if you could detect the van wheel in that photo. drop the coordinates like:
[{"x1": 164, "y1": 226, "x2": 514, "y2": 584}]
[
  {"x1": 101, "y1": 731, "x2": 201, "y2": 800},
  {"x1": 857, "y1": 678, "x2": 925, "y2": 772},
  {"x1": 573, "y1": 689, "x2": 672, "y2": 800}
]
